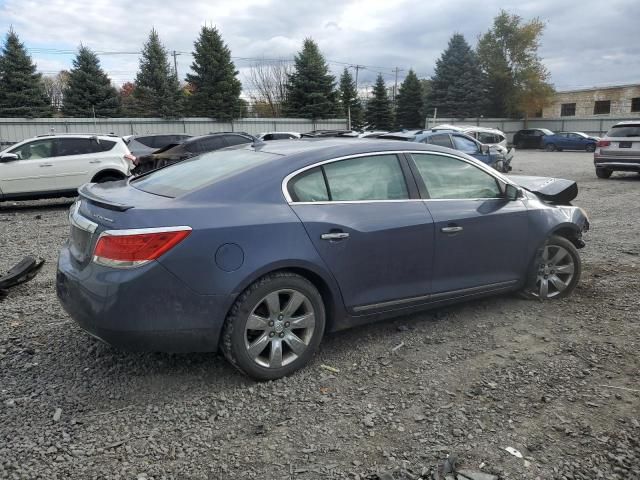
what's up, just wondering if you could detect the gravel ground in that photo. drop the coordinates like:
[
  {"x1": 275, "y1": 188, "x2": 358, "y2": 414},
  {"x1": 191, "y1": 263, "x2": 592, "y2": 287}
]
[{"x1": 1, "y1": 150, "x2": 639, "y2": 480}]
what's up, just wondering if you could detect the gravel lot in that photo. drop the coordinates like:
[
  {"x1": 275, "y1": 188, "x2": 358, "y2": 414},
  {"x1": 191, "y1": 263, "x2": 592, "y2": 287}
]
[{"x1": 1, "y1": 150, "x2": 639, "y2": 480}]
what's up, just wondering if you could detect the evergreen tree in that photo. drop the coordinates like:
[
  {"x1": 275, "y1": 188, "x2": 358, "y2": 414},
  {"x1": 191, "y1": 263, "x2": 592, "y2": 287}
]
[
  {"x1": 62, "y1": 46, "x2": 119, "y2": 117},
  {"x1": 185, "y1": 26, "x2": 242, "y2": 119},
  {"x1": 395, "y1": 69, "x2": 423, "y2": 129},
  {"x1": 365, "y1": 74, "x2": 393, "y2": 130},
  {"x1": 284, "y1": 38, "x2": 337, "y2": 119},
  {"x1": 338, "y1": 68, "x2": 363, "y2": 129},
  {"x1": 428, "y1": 34, "x2": 487, "y2": 118},
  {"x1": 132, "y1": 29, "x2": 183, "y2": 117},
  {"x1": 477, "y1": 10, "x2": 554, "y2": 118},
  {"x1": 0, "y1": 29, "x2": 50, "y2": 117}
]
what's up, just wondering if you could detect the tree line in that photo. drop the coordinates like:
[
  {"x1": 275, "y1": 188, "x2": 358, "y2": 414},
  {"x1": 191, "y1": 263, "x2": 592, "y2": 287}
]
[{"x1": 0, "y1": 10, "x2": 553, "y2": 124}]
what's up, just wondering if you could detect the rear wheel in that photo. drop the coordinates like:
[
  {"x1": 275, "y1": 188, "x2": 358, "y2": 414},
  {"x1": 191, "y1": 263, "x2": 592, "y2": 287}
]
[
  {"x1": 521, "y1": 235, "x2": 581, "y2": 300},
  {"x1": 221, "y1": 272, "x2": 325, "y2": 380},
  {"x1": 94, "y1": 174, "x2": 123, "y2": 183},
  {"x1": 585, "y1": 143, "x2": 596, "y2": 153},
  {"x1": 545, "y1": 143, "x2": 557, "y2": 152},
  {"x1": 595, "y1": 167, "x2": 612, "y2": 179}
]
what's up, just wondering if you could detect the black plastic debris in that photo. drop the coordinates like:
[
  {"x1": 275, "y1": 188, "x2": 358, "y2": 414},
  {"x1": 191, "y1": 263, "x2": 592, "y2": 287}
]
[{"x1": 0, "y1": 256, "x2": 45, "y2": 299}]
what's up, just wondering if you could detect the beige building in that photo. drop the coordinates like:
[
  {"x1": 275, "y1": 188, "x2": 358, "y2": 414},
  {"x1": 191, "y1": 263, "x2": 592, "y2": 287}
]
[{"x1": 542, "y1": 83, "x2": 640, "y2": 118}]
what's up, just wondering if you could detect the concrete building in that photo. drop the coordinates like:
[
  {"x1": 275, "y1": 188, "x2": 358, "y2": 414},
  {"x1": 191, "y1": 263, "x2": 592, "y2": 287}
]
[{"x1": 543, "y1": 83, "x2": 640, "y2": 118}]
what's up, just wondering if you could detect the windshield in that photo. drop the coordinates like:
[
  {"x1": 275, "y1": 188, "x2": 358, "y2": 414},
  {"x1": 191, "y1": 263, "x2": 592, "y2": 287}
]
[
  {"x1": 607, "y1": 124, "x2": 640, "y2": 137},
  {"x1": 132, "y1": 148, "x2": 278, "y2": 197}
]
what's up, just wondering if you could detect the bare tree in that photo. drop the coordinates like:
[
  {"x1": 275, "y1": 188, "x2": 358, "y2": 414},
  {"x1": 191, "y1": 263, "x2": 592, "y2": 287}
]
[
  {"x1": 41, "y1": 70, "x2": 70, "y2": 112},
  {"x1": 244, "y1": 60, "x2": 291, "y2": 117}
]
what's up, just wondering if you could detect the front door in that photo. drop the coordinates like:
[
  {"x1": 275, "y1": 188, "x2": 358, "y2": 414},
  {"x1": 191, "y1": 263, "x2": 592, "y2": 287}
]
[
  {"x1": 287, "y1": 153, "x2": 435, "y2": 313},
  {"x1": 0, "y1": 138, "x2": 58, "y2": 195},
  {"x1": 409, "y1": 152, "x2": 529, "y2": 294}
]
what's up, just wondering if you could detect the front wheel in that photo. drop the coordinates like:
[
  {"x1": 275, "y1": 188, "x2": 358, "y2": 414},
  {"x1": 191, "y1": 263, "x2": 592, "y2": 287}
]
[
  {"x1": 521, "y1": 235, "x2": 581, "y2": 300},
  {"x1": 221, "y1": 272, "x2": 326, "y2": 380},
  {"x1": 595, "y1": 167, "x2": 612, "y2": 179}
]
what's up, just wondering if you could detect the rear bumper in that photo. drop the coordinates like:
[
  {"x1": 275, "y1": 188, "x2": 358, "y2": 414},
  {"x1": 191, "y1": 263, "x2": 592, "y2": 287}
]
[
  {"x1": 594, "y1": 155, "x2": 640, "y2": 171},
  {"x1": 56, "y1": 245, "x2": 233, "y2": 353}
]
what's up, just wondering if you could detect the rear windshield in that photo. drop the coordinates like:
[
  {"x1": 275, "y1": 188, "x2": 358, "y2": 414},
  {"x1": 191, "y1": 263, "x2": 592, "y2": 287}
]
[
  {"x1": 132, "y1": 148, "x2": 277, "y2": 197},
  {"x1": 607, "y1": 124, "x2": 640, "y2": 137},
  {"x1": 539, "y1": 129, "x2": 554, "y2": 135}
]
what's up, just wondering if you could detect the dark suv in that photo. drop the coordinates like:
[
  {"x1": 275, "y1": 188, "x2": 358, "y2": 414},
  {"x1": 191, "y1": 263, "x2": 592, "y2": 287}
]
[
  {"x1": 513, "y1": 128, "x2": 554, "y2": 149},
  {"x1": 133, "y1": 132, "x2": 255, "y2": 174}
]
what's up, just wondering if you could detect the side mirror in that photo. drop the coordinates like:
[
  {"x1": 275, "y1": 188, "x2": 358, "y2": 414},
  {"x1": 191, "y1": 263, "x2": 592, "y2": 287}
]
[
  {"x1": 0, "y1": 152, "x2": 19, "y2": 162},
  {"x1": 505, "y1": 184, "x2": 522, "y2": 201},
  {"x1": 480, "y1": 144, "x2": 490, "y2": 155}
]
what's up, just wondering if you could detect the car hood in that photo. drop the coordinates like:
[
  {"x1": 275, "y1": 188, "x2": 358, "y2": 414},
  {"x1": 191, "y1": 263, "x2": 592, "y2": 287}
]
[{"x1": 508, "y1": 175, "x2": 578, "y2": 204}]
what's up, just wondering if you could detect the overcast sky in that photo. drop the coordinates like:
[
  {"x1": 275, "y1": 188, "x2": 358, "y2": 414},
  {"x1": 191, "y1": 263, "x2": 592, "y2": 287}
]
[{"x1": 0, "y1": 0, "x2": 638, "y2": 94}]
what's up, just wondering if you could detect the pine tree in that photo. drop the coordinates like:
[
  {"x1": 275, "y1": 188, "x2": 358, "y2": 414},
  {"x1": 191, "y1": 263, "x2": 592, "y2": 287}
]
[
  {"x1": 185, "y1": 26, "x2": 242, "y2": 119},
  {"x1": 132, "y1": 29, "x2": 183, "y2": 117},
  {"x1": 428, "y1": 34, "x2": 487, "y2": 118},
  {"x1": 0, "y1": 29, "x2": 50, "y2": 117},
  {"x1": 62, "y1": 46, "x2": 119, "y2": 117},
  {"x1": 338, "y1": 68, "x2": 363, "y2": 129},
  {"x1": 284, "y1": 38, "x2": 337, "y2": 119},
  {"x1": 365, "y1": 74, "x2": 393, "y2": 130},
  {"x1": 395, "y1": 70, "x2": 424, "y2": 129}
]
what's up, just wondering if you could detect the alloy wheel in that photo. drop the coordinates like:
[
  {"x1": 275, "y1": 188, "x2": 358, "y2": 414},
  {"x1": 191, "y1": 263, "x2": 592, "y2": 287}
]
[
  {"x1": 244, "y1": 289, "x2": 316, "y2": 369},
  {"x1": 533, "y1": 244, "x2": 575, "y2": 299}
]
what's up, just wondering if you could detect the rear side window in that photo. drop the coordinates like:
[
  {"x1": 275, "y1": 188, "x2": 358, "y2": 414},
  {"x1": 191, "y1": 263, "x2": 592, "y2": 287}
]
[
  {"x1": 478, "y1": 132, "x2": 500, "y2": 144},
  {"x1": 199, "y1": 136, "x2": 227, "y2": 151},
  {"x1": 135, "y1": 136, "x2": 157, "y2": 147},
  {"x1": 132, "y1": 149, "x2": 276, "y2": 197},
  {"x1": 411, "y1": 153, "x2": 501, "y2": 200},
  {"x1": 225, "y1": 135, "x2": 253, "y2": 146},
  {"x1": 91, "y1": 139, "x2": 116, "y2": 152},
  {"x1": 428, "y1": 134, "x2": 453, "y2": 149},
  {"x1": 607, "y1": 124, "x2": 640, "y2": 137},
  {"x1": 288, "y1": 154, "x2": 409, "y2": 202}
]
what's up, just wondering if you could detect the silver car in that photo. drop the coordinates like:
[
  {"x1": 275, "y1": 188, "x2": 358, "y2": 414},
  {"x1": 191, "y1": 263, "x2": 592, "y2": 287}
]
[{"x1": 594, "y1": 121, "x2": 640, "y2": 178}]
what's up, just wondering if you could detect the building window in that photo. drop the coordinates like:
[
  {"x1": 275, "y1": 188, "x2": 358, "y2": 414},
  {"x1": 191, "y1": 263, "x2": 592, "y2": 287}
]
[
  {"x1": 561, "y1": 103, "x2": 576, "y2": 116},
  {"x1": 594, "y1": 100, "x2": 611, "y2": 115},
  {"x1": 632, "y1": 97, "x2": 640, "y2": 113},
  {"x1": 534, "y1": 109, "x2": 543, "y2": 118}
]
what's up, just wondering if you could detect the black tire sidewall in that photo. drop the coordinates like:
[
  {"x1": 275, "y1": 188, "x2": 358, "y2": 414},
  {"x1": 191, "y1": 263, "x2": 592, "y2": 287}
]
[
  {"x1": 224, "y1": 273, "x2": 326, "y2": 381},
  {"x1": 596, "y1": 168, "x2": 612, "y2": 179}
]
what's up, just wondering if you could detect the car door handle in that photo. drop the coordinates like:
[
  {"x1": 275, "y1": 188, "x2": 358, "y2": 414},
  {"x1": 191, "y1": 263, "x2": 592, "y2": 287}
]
[
  {"x1": 321, "y1": 232, "x2": 349, "y2": 240},
  {"x1": 89, "y1": 160, "x2": 101, "y2": 164},
  {"x1": 39, "y1": 163, "x2": 53, "y2": 167},
  {"x1": 441, "y1": 226, "x2": 463, "y2": 234}
]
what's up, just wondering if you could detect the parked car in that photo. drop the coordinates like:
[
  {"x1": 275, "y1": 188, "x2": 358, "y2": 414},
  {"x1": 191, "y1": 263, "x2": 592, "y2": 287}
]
[
  {"x1": 132, "y1": 132, "x2": 255, "y2": 174},
  {"x1": 513, "y1": 128, "x2": 554, "y2": 149},
  {"x1": 433, "y1": 125, "x2": 510, "y2": 149},
  {"x1": 594, "y1": 121, "x2": 640, "y2": 178},
  {"x1": 57, "y1": 139, "x2": 588, "y2": 380},
  {"x1": 256, "y1": 132, "x2": 301, "y2": 141},
  {"x1": 0, "y1": 134, "x2": 134, "y2": 202},
  {"x1": 378, "y1": 130, "x2": 513, "y2": 172},
  {"x1": 123, "y1": 134, "x2": 191, "y2": 158},
  {"x1": 542, "y1": 132, "x2": 599, "y2": 152}
]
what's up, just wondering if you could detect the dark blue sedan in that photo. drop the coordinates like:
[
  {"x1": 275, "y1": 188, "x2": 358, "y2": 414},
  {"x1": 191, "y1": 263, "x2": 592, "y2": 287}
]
[
  {"x1": 57, "y1": 140, "x2": 589, "y2": 380},
  {"x1": 542, "y1": 132, "x2": 599, "y2": 152}
]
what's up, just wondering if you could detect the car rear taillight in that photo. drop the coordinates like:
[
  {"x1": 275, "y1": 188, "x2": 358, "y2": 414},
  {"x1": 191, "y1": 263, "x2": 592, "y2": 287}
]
[
  {"x1": 124, "y1": 153, "x2": 138, "y2": 165},
  {"x1": 597, "y1": 140, "x2": 610, "y2": 147},
  {"x1": 93, "y1": 227, "x2": 191, "y2": 268}
]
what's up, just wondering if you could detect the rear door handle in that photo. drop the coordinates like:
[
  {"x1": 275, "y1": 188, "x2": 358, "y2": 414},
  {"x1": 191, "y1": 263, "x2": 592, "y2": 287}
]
[
  {"x1": 321, "y1": 232, "x2": 349, "y2": 240},
  {"x1": 39, "y1": 163, "x2": 53, "y2": 167},
  {"x1": 441, "y1": 226, "x2": 463, "y2": 234}
]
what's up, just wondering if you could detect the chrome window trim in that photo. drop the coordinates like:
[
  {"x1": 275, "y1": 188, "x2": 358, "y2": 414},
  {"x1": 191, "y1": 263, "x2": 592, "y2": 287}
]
[{"x1": 282, "y1": 150, "x2": 512, "y2": 204}]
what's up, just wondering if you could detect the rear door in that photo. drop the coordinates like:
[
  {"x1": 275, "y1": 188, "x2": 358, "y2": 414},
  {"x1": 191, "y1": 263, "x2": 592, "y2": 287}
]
[
  {"x1": 53, "y1": 137, "x2": 107, "y2": 189},
  {"x1": 408, "y1": 151, "x2": 528, "y2": 295},
  {"x1": 288, "y1": 153, "x2": 435, "y2": 314},
  {"x1": 0, "y1": 138, "x2": 58, "y2": 194}
]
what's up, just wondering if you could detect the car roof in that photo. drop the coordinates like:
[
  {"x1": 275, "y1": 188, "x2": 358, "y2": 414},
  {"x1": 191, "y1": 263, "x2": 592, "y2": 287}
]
[
  {"x1": 612, "y1": 121, "x2": 640, "y2": 126},
  {"x1": 187, "y1": 132, "x2": 253, "y2": 142}
]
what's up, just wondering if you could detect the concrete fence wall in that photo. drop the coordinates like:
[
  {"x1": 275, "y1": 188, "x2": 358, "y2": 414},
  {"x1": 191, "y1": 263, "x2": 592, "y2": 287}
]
[
  {"x1": 0, "y1": 117, "x2": 349, "y2": 144},
  {"x1": 425, "y1": 116, "x2": 640, "y2": 142}
]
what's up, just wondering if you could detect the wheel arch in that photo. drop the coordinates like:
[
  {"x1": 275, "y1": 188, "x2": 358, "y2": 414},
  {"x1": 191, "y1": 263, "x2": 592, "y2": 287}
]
[
  {"x1": 549, "y1": 223, "x2": 584, "y2": 249},
  {"x1": 91, "y1": 169, "x2": 127, "y2": 183}
]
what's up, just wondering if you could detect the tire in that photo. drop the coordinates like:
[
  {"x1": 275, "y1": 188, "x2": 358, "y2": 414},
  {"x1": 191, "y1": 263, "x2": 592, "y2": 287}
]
[
  {"x1": 545, "y1": 144, "x2": 556, "y2": 152},
  {"x1": 585, "y1": 143, "x2": 596, "y2": 153},
  {"x1": 221, "y1": 272, "x2": 326, "y2": 381},
  {"x1": 595, "y1": 168, "x2": 612, "y2": 179},
  {"x1": 521, "y1": 235, "x2": 581, "y2": 300}
]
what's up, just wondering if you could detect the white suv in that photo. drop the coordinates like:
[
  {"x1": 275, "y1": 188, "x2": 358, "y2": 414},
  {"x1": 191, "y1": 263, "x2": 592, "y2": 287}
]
[
  {"x1": 0, "y1": 134, "x2": 134, "y2": 201},
  {"x1": 433, "y1": 124, "x2": 509, "y2": 149}
]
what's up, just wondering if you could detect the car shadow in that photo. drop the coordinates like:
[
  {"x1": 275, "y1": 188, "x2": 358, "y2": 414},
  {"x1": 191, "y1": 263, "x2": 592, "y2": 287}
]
[{"x1": 0, "y1": 198, "x2": 75, "y2": 213}]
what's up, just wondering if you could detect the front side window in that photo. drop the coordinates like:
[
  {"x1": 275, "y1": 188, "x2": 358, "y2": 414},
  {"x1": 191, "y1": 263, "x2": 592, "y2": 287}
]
[
  {"x1": 477, "y1": 132, "x2": 497, "y2": 144},
  {"x1": 411, "y1": 153, "x2": 502, "y2": 200},
  {"x1": 56, "y1": 138, "x2": 94, "y2": 156},
  {"x1": 428, "y1": 134, "x2": 453, "y2": 149},
  {"x1": 288, "y1": 154, "x2": 409, "y2": 202},
  {"x1": 452, "y1": 135, "x2": 479, "y2": 154},
  {"x1": 9, "y1": 139, "x2": 55, "y2": 160}
]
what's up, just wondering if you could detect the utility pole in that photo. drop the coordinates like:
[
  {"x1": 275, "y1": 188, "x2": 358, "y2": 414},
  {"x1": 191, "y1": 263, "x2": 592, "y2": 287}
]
[
  {"x1": 393, "y1": 67, "x2": 403, "y2": 104},
  {"x1": 172, "y1": 50, "x2": 180, "y2": 80}
]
